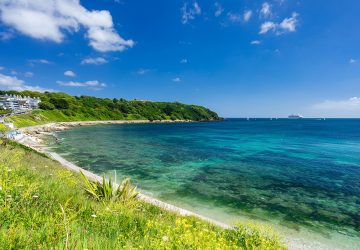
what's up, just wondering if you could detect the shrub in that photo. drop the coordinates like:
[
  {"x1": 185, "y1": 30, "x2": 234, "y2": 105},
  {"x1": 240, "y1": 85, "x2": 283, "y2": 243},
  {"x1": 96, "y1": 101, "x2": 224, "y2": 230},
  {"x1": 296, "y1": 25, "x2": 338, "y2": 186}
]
[
  {"x1": 80, "y1": 171, "x2": 138, "y2": 204},
  {"x1": 38, "y1": 101, "x2": 55, "y2": 110}
]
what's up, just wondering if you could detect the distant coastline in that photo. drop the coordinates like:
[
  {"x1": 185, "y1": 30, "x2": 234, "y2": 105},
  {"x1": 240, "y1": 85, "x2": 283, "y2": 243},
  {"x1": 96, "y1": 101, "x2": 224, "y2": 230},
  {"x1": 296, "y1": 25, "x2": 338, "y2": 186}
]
[{"x1": 1, "y1": 90, "x2": 221, "y2": 129}]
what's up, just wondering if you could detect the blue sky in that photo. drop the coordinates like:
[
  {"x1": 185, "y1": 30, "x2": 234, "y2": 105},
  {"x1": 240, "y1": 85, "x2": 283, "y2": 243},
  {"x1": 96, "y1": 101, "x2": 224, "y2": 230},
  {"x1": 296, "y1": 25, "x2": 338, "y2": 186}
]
[{"x1": 0, "y1": 0, "x2": 359, "y2": 118}]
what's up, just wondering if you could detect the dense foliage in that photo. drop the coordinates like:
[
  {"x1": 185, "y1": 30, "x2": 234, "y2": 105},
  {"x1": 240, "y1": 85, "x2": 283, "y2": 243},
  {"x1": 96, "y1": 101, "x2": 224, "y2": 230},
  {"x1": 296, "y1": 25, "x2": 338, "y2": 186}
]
[
  {"x1": 0, "y1": 90, "x2": 220, "y2": 122},
  {"x1": 0, "y1": 139, "x2": 285, "y2": 249}
]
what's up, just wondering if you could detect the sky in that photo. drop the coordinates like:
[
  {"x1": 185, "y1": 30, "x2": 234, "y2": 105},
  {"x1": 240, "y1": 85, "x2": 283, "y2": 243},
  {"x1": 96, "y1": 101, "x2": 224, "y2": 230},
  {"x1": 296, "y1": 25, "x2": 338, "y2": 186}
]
[{"x1": 0, "y1": 0, "x2": 359, "y2": 118}]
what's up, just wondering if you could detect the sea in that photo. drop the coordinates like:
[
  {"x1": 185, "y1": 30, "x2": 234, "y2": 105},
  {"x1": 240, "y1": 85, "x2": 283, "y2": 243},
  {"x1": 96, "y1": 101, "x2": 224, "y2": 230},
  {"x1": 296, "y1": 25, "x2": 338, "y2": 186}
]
[{"x1": 48, "y1": 118, "x2": 360, "y2": 249}]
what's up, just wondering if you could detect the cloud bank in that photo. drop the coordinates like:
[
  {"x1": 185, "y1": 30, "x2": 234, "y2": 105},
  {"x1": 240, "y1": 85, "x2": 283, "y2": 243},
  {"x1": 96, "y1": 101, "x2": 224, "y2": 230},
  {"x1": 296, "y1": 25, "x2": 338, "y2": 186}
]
[
  {"x1": 311, "y1": 97, "x2": 360, "y2": 117},
  {"x1": 313, "y1": 97, "x2": 360, "y2": 110}
]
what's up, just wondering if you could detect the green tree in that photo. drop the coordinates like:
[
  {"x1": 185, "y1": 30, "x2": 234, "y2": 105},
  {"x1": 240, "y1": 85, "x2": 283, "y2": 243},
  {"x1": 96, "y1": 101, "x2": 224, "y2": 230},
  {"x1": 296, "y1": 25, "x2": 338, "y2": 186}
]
[{"x1": 38, "y1": 101, "x2": 55, "y2": 110}]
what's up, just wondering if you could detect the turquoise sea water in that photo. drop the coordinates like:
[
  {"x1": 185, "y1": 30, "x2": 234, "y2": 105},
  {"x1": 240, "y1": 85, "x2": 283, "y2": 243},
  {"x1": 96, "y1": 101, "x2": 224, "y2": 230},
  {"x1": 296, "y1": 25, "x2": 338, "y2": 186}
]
[{"x1": 50, "y1": 119, "x2": 360, "y2": 248}]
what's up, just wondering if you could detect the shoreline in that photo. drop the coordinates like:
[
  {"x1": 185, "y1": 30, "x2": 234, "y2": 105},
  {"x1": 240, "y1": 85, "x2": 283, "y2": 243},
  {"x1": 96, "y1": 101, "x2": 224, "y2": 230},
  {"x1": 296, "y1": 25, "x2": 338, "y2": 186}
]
[
  {"x1": 17, "y1": 119, "x2": 194, "y2": 134},
  {"x1": 14, "y1": 120, "x2": 230, "y2": 231},
  {"x1": 47, "y1": 151, "x2": 230, "y2": 229},
  {"x1": 12, "y1": 121, "x2": 359, "y2": 250}
]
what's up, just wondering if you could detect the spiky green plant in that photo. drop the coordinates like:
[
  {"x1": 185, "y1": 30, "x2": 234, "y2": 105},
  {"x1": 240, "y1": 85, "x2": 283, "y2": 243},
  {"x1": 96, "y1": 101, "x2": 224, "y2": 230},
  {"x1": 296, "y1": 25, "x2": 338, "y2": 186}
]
[{"x1": 80, "y1": 171, "x2": 138, "y2": 203}]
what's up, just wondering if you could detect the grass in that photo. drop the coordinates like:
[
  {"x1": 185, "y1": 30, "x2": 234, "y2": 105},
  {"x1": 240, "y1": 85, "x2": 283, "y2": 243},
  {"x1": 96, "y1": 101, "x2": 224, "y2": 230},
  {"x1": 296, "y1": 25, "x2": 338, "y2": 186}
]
[
  {"x1": 0, "y1": 124, "x2": 9, "y2": 133},
  {"x1": 7, "y1": 110, "x2": 157, "y2": 128},
  {"x1": 6, "y1": 110, "x2": 86, "y2": 128},
  {"x1": 0, "y1": 139, "x2": 285, "y2": 249}
]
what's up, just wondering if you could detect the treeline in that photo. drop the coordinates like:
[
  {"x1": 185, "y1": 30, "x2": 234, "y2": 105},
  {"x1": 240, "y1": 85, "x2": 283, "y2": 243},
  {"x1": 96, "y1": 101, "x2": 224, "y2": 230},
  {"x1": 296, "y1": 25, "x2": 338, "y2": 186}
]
[{"x1": 0, "y1": 90, "x2": 220, "y2": 121}]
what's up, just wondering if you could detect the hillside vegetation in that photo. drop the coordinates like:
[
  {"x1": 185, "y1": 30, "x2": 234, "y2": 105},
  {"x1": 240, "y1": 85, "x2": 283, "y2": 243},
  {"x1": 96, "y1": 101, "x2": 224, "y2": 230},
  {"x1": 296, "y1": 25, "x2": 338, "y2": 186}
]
[
  {"x1": 0, "y1": 139, "x2": 285, "y2": 249},
  {"x1": 1, "y1": 90, "x2": 220, "y2": 127}
]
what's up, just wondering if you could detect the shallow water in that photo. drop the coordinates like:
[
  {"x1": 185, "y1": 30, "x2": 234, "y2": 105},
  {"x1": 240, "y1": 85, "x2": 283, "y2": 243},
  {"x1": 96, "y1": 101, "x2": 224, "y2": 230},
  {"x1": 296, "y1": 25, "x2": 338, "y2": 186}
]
[{"x1": 50, "y1": 119, "x2": 360, "y2": 249}]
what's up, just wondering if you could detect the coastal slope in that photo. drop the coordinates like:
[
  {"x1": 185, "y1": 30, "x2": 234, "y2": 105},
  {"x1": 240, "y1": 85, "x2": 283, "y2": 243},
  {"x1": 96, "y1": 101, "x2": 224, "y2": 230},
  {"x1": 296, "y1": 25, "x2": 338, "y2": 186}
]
[{"x1": 1, "y1": 90, "x2": 220, "y2": 128}]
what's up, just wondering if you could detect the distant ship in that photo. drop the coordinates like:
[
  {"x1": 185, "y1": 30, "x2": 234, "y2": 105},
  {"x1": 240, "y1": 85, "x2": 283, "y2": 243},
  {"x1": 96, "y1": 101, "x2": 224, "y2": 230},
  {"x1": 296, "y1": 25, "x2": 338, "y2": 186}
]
[{"x1": 288, "y1": 114, "x2": 303, "y2": 119}]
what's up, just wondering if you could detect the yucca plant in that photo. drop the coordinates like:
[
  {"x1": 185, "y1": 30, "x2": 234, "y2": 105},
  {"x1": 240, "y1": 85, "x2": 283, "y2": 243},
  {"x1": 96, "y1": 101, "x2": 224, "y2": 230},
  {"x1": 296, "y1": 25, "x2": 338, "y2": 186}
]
[{"x1": 80, "y1": 171, "x2": 138, "y2": 203}]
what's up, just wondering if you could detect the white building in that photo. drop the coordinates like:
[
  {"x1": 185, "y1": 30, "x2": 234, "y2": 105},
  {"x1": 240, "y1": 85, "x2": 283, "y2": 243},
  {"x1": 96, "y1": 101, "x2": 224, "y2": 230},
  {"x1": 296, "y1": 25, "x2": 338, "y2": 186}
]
[{"x1": 0, "y1": 94, "x2": 41, "y2": 111}]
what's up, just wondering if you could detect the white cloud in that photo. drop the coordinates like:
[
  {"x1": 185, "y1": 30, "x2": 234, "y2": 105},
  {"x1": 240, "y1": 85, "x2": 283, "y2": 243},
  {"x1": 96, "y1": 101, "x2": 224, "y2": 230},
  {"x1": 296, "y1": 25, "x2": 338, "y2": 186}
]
[
  {"x1": 0, "y1": 66, "x2": 4, "y2": 71},
  {"x1": 243, "y1": 10, "x2": 252, "y2": 22},
  {"x1": 227, "y1": 12, "x2": 241, "y2": 22},
  {"x1": 279, "y1": 12, "x2": 299, "y2": 32},
  {"x1": 251, "y1": 40, "x2": 262, "y2": 45},
  {"x1": 172, "y1": 77, "x2": 181, "y2": 82},
  {"x1": 259, "y1": 13, "x2": 299, "y2": 34},
  {"x1": 180, "y1": 59, "x2": 188, "y2": 64},
  {"x1": 349, "y1": 58, "x2": 357, "y2": 64},
  {"x1": 64, "y1": 70, "x2": 76, "y2": 77},
  {"x1": 57, "y1": 80, "x2": 106, "y2": 89},
  {"x1": 0, "y1": 73, "x2": 51, "y2": 92},
  {"x1": 214, "y1": 2, "x2": 224, "y2": 17},
  {"x1": 260, "y1": 2, "x2": 271, "y2": 17},
  {"x1": 259, "y1": 21, "x2": 276, "y2": 34},
  {"x1": 87, "y1": 26, "x2": 134, "y2": 52},
  {"x1": 136, "y1": 68, "x2": 150, "y2": 75},
  {"x1": 0, "y1": 0, "x2": 134, "y2": 52},
  {"x1": 260, "y1": 2, "x2": 271, "y2": 18},
  {"x1": 11, "y1": 70, "x2": 17, "y2": 75},
  {"x1": 25, "y1": 72, "x2": 34, "y2": 77},
  {"x1": 81, "y1": 57, "x2": 108, "y2": 65},
  {"x1": 28, "y1": 59, "x2": 52, "y2": 65},
  {"x1": 181, "y1": 1, "x2": 201, "y2": 24}
]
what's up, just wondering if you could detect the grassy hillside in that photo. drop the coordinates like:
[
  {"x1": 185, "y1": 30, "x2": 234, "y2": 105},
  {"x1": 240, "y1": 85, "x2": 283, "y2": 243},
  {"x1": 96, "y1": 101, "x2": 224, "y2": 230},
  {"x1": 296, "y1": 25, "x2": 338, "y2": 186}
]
[
  {"x1": 0, "y1": 139, "x2": 285, "y2": 249},
  {"x1": 1, "y1": 90, "x2": 220, "y2": 128}
]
